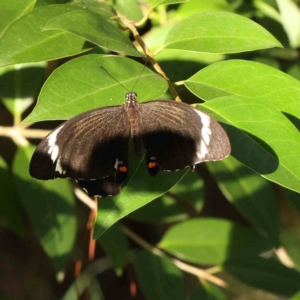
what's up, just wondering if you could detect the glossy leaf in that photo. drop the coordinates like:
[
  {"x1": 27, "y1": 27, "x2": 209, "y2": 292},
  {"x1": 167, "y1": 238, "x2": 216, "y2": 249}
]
[
  {"x1": 44, "y1": 9, "x2": 142, "y2": 57},
  {"x1": 224, "y1": 256, "x2": 300, "y2": 296},
  {"x1": 0, "y1": 0, "x2": 35, "y2": 36},
  {"x1": 177, "y1": 0, "x2": 232, "y2": 18},
  {"x1": 24, "y1": 55, "x2": 168, "y2": 122},
  {"x1": 198, "y1": 96, "x2": 300, "y2": 194},
  {"x1": 287, "y1": 63, "x2": 300, "y2": 81},
  {"x1": 185, "y1": 60, "x2": 300, "y2": 119},
  {"x1": 0, "y1": 5, "x2": 90, "y2": 67},
  {"x1": 159, "y1": 218, "x2": 272, "y2": 265},
  {"x1": 12, "y1": 145, "x2": 77, "y2": 272},
  {"x1": 207, "y1": 156, "x2": 279, "y2": 244},
  {"x1": 110, "y1": 0, "x2": 143, "y2": 22},
  {"x1": 133, "y1": 250, "x2": 185, "y2": 300},
  {"x1": 35, "y1": 0, "x2": 72, "y2": 6},
  {"x1": 162, "y1": 12, "x2": 282, "y2": 53},
  {"x1": 94, "y1": 155, "x2": 188, "y2": 238},
  {"x1": 72, "y1": 0, "x2": 115, "y2": 18},
  {"x1": 129, "y1": 194, "x2": 188, "y2": 223},
  {"x1": 129, "y1": 170, "x2": 204, "y2": 223}
]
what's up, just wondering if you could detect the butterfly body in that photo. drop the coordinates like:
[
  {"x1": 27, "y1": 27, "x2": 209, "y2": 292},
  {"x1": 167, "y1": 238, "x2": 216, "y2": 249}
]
[{"x1": 30, "y1": 93, "x2": 230, "y2": 197}]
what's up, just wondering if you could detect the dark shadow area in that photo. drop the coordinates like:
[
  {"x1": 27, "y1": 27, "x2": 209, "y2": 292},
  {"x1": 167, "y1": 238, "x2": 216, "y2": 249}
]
[
  {"x1": 158, "y1": 60, "x2": 206, "y2": 83},
  {"x1": 283, "y1": 112, "x2": 300, "y2": 131},
  {"x1": 0, "y1": 66, "x2": 45, "y2": 98},
  {"x1": 224, "y1": 227, "x2": 300, "y2": 297}
]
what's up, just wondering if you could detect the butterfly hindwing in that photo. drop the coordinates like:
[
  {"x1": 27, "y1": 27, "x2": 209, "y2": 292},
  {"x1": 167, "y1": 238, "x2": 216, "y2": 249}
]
[
  {"x1": 77, "y1": 170, "x2": 127, "y2": 197},
  {"x1": 139, "y1": 100, "x2": 230, "y2": 173}
]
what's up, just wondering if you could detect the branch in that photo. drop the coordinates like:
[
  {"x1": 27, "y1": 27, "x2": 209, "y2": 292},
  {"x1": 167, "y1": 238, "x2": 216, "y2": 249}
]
[
  {"x1": 117, "y1": 13, "x2": 181, "y2": 102},
  {"x1": 121, "y1": 225, "x2": 228, "y2": 289}
]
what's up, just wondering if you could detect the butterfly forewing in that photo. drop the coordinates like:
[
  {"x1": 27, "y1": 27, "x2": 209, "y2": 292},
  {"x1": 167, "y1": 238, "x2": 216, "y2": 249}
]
[
  {"x1": 139, "y1": 100, "x2": 230, "y2": 172},
  {"x1": 30, "y1": 105, "x2": 130, "y2": 181}
]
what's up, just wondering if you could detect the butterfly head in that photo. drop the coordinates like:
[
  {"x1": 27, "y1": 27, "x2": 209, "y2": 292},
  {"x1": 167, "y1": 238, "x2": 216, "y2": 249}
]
[{"x1": 126, "y1": 92, "x2": 138, "y2": 104}]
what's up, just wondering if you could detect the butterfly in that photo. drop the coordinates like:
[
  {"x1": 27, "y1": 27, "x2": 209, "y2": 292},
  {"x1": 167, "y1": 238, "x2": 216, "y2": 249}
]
[{"x1": 30, "y1": 92, "x2": 230, "y2": 197}]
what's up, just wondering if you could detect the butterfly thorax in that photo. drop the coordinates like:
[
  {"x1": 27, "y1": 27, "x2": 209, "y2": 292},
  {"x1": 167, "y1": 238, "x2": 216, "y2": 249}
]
[{"x1": 124, "y1": 92, "x2": 141, "y2": 137}]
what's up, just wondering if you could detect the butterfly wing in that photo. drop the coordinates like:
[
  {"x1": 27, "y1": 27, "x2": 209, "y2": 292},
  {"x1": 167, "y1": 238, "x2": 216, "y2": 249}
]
[
  {"x1": 139, "y1": 100, "x2": 230, "y2": 174},
  {"x1": 30, "y1": 105, "x2": 130, "y2": 196}
]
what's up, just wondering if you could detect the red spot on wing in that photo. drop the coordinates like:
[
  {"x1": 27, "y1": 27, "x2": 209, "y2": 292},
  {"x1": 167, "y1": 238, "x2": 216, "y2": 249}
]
[
  {"x1": 119, "y1": 166, "x2": 127, "y2": 173},
  {"x1": 148, "y1": 162, "x2": 157, "y2": 169}
]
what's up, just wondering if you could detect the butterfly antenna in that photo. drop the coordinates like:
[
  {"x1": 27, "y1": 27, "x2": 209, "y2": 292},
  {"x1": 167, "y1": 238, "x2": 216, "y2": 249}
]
[
  {"x1": 131, "y1": 57, "x2": 149, "y2": 92},
  {"x1": 101, "y1": 57, "x2": 149, "y2": 93},
  {"x1": 100, "y1": 66, "x2": 129, "y2": 92},
  {"x1": 131, "y1": 56, "x2": 149, "y2": 91}
]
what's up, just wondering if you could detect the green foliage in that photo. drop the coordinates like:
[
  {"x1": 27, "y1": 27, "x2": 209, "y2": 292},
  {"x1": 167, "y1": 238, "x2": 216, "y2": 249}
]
[{"x1": 1, "y1": 0, "x2": 300, "y2": 299}]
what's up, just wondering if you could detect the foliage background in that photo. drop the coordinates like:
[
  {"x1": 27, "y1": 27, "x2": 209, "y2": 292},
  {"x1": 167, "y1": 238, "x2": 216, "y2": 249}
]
[{"x1": 1, "y1": 0, "x2": 300, "y2": 299}]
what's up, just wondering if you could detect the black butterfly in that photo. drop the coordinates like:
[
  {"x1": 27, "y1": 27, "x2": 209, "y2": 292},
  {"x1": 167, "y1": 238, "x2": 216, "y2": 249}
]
[{"x1": 30, "y1": 92, "x2": 230, "y2": 197}]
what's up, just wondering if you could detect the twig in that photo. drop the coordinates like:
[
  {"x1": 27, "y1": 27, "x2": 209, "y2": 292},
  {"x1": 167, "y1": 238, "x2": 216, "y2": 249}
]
[
  {"x1": 0, "y1": 125, "x2": 50, "y2": 140},
  {"x1": 117, "y1": 13, "x2": 181, "y2": 102},
  {"x1": 121, "y1": 225, "x2": 228, "y2": 288},
  {"x1": 74, "y1": 187, "x2": 97, "y2": 210}
]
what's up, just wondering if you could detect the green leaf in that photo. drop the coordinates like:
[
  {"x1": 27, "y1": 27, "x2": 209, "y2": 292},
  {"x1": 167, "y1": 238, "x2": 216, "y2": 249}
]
[
  {"x1": 224, "y1": 256, "x2": 300, "y2": 297},
  {"x1": 129, "y1": 194, "x2": 188, "y2": 223},
  {"x1": 177, "y1": 0, "x2": 232, "y2": 19},
  {"x1": 185, "y1": 60, "x2": 300, "y2": 119},
  {"x1": 109, "y1": 0, "x2": 143, "y2": 22},
  {"x1": 24, "y1": 55, "x2": 168, "y2": 122},
  {"x1": 291, "y1": 290, "x2": 300, "y2": 300},
  {"x1": 0, "y1": 156, "x2": 22, "y2": 233},
  {"x1": 0, "y1": 5, "x2": 90, "y2": 67},
  {"x1": 0, "y1": 62, "x2": 46, "y2": 119},
  {"x1": 190, "y1": 282, "x2": 227, "y2": 300},
  {"x1": 61, "y1": 262, "x2": 105, "y2": 300},
  {"x1": 72, "y1": 0, "x2": 115, "y2": 18},
  {"x1": 199, "y1": 96, "x2": 300, "y2": 194},
  {"x1": 88, "y1": 277, "x2": 104, "y2": 300},
  {"x1": 254, "y1": 0, "x2": 281, "y2": 23},
  {"x1": 129, "y1": 171, "x2": 204, "y2": 223},
  {"x1": 99, "y1": 223, "x2": 129, "y2": 276},
  {"x1": 133, "y1": 250, "x2": 185, "y2": 300},
  {"x1": 207, "y1": 156, "x2": 279, "y2": 244},
  {"x1": 168, "y1": 169, "x2": 204, "y2": 204},
  {"x1": 162, "y1": 11, "x2": 282, "y2": 54},
  {"x1": 287, "y1": 63, "x2": 300, "y2": 81},
  {"x1": 94, "y1": 155, "x2": 188, "y2": 238},
  {"x1": 12, "y1": 145, "x2": 77, "y2": 272},
  {"x1": 44, "y1": 9, "x2": 142, "y2": 57},
  {"x1": 159, "y1": 218, "x2": 272, "y2": 265},
  {"x1": 35, "y1": 0, "x2": 72, "y2": 6},
  {"x1": 0, "y1": 0, "x2": 35, "y2": 36}
]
